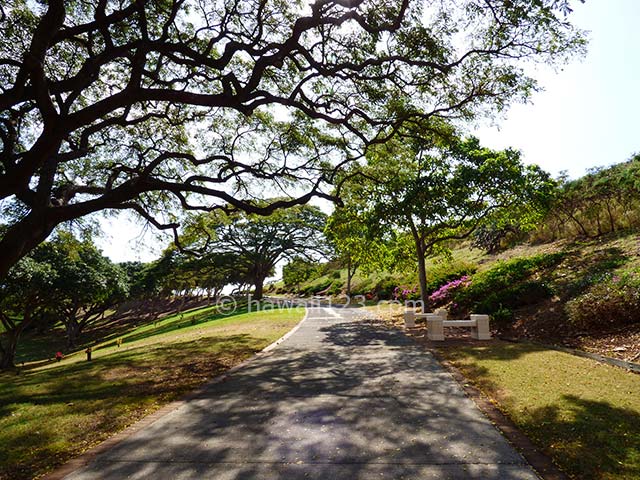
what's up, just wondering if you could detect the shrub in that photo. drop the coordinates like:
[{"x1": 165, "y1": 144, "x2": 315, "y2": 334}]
[
  {"x1": 454, "y1": 253, "x2": 564, "y2": 316},
  {"x1": 300, "y1": 278, "x2": 333, "y2": 295},
  {"x1": 566, "y1": 273, "x2": 640, "y2": 329},
  {"x1": 424, "y1": 260, "x2": 477, "y2": 294},
  {"x1": 350, "y1": 277, "x2": 374, "y2": 296},
  {"x1": 428, "y1": 276, "x2": 472, "y2": 306},
  {"x1": 375, "y1": 276, "x2": 400, "y2": 299},
  {"x1": 473, "y1": 281, "x2": 554, "y2": 313},
  {"x1": 393, "y1": 285, "x2": 419, "y2": 301},
  {"x1": 328, "y1": 280, "x2": 343, "y2": 296},
  {"x1": 491, "y1": 306, "x2": 514, "y2": 325}
]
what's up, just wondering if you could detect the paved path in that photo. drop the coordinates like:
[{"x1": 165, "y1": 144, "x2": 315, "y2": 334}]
[{"x1": 64, "y1": 307, "x2": 538, "y2": 479}]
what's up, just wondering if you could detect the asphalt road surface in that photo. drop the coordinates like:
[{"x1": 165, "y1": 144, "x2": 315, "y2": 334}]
[{"x1": 63, "y1": 307, "x2": 538, "y2": 479}]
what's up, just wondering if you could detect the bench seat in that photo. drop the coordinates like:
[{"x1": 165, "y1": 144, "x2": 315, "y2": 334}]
[
  {"x1": 443, "y1": 320, "x2": 476, "y2": 328},
  {"x1": 404, "y1": 310, "x2": 491, "y2": 341}
]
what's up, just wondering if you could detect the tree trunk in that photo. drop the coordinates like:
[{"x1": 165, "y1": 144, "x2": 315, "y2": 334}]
[
  {"x1": 0, "y1": 330, "x2": 19, "y2": 369},
  {"x1": 0, "y1": 210, "x2": 58, "y2": 280},
  {"x1": 414, "y1": 241, "x2": 429, "y2": 313},
  {"x1": 595, "y1": 213, "x2": 602, "y2": 236},
  {"x1": 253, "y1": 277, "x2": 265, "y2": 300},
  {"x1": 65, "y1": 319, "x2": 81, "y2": 349},
  {"x1": 0, "y1": 307, "x2": 35, "y2": 370},
  {"x1": 346, "y1": 255, "x2": 356, "y2": 297},
  {"x1": 569, "y1": 214, "x2": 589, "y2": 237},
  {"x1": 606, "y1": 201, "x2": 616, "y2": 233}
]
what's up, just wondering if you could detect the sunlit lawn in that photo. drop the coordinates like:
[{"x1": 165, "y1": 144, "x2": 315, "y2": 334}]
[
  {"x1": 438, "y1": 342, "x2": 640, "y2": 480},
  {"x1": 0, "y1": 306, "x2": 304, "y2": 480}
]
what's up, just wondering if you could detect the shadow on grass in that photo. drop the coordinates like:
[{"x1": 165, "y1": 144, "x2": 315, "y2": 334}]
[
  {"x1": 13, "y1": 303, "x2": 248, "y2": 367},
  {"x1": 522, "y1": 395, "x2": 640, "y2": 479},
  {"x1": 438, "y1": 341, "x2": 548, "y2": 363},
  {"x1": 1, "y1": 334, "x2": 260, "y2": 413},
  {"x1": 0, "y1": 334, "x2": 263, "y2": 480},
  {"x1": 440, "y1": 342, "x2": 640, "y2": 480}
]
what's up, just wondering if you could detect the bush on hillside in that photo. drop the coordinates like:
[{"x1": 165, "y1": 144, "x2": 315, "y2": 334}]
[
  {"x1": 424, "y1": 260, "x2": 477, "y2": 294},
  {"x1": 376, "y1": 276, "x2": 401, "y2": 299},
  {"x1": 428, "y1": 276, "x2": 472, "y2": 307},
  {"x1": 300, "y1": 278, "x2": 333, "y2": 295},
  {"x1": 453, "y1": 253, "x2": 564, "y2": 317},
  {"x1": 566, "y1": 273, "x2": 640, "y2": 329},
  {"x1": 349, "y1": 277, "x2": 375, "y2": 296},
  {"x1": 328, "y1": 280, "x2": 343, "y2": 296},
  {"x1": 392, "y1": 285, "x2": 419, "y2": 301}
]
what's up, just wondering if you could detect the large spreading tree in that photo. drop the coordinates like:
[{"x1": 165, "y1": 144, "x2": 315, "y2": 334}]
[
  {"x1": 0, "y1": 0, "x2": 585, "y2": 279},
  {"x1": 182, "y1": 203, "x2": 327, "y2": 299},
  {"x1": 44, "y1": 233, "x2": 129, "y2": 348}
]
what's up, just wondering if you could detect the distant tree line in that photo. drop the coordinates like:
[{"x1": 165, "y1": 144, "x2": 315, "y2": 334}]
[{"x1": 536, "y1": 156, "x2": 640, "y2": 241}]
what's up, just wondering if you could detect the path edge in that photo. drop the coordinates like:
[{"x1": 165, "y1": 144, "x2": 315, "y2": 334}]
[
  {"x1": 428, "y1": 349, "x2": 568, "y2": 480},
  {"x1": 41, "y1": 307, "x2": 309, "y2": 480},
  {"x1": 373, "y1": 313, "x2": 567, "y2": 480}
]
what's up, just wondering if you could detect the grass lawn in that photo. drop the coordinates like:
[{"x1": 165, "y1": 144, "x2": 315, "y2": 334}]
[
  {"x1": 437, "y1": 342, "x2": 640, "y2": 480},
  {"x1": 0, "y1": 306, "x2": 304, "y2": 480}
]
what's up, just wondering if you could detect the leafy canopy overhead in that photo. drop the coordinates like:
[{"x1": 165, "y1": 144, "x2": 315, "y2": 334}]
[{"x1": 0, "y1": 0, "x2": 585, "y2": 278}]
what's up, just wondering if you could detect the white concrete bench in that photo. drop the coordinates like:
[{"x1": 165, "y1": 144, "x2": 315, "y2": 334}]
[
  {"x1": 403, "y1": 309, "x2": 416, "y2": 328},
  {"x1": 404, "y1": 309, "x2": 491, "y2": 341},
  {"x1": 404, "y1": 307, "x2": 446, "y2": 328},
  {"x1": 427, "y1": 313, "x2": 491, "y2": 341}
]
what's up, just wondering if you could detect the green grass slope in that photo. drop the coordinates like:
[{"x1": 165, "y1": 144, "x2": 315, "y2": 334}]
[{"x1": 0, "y1": 305, "x2": 304, "y2": 480}]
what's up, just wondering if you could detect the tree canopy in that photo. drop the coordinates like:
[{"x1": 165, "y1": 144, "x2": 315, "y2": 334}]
[
  {"x1": 0, "y1": 231, "x2": 127, "y2": 367},
  {"x1": 43, "y1": 232, "x2": 129, "y2": 347},
  {"x1": 325, "y1": 205, "x2": 389, "y2": 295},
  {"x1": 339, "y1": 126, "x2": 555, "y2": 307},
  {"x1": 182, "y1": 203, "x2": 327, "y2": 299},
  {"x1": 0, "y1": 0, "x2": 585, "y2": 279}
]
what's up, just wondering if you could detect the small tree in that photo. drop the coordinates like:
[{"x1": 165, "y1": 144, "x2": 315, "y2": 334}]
[
  {"x1": 340, "y1": 129, "x2": 554, "y2": 308},
  {"x1": 40, "y1": 233, "x2": 129, "y2": 348},
  {"x1": 282, "y1": 257, "x2": 318, "y2": 293},
  {"x1": 325, "y1": 206, "x2": 388, "y2": 295}
]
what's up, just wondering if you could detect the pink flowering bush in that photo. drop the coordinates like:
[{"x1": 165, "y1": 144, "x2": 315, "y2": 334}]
[
  {"x1": 393, "y1": 285, "x2": 418, "y2": 301},
  {"x1": 428, "y1": 276, "x2": 471, "y2": 306}
]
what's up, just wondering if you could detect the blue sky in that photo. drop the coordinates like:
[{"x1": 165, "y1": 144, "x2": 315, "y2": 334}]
[
  {"x1": 476, "y1": 0, "x2": 640, "y2": 178},
  {"x1": 98, "y1": 0, "x2": 640, "y2": 262}
]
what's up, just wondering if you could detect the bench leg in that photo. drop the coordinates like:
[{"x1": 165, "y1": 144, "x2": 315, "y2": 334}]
[
  {"x1": 470, "y1": 314, "x2": 491, "y2": 340},
  {"x1": 427, "y1": 315, "x2": 445, "y2": 341},
  {"x1": 403, "y1": 309, "x2": 416, "y2": 328},
  {"x1": 434, "y1": 307, "x2": 448, "y2": 319}
]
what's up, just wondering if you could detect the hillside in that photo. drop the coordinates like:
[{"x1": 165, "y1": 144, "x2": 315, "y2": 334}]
[{"x1": 271, "y1": 231, "x2": 640, "y2": 361}]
